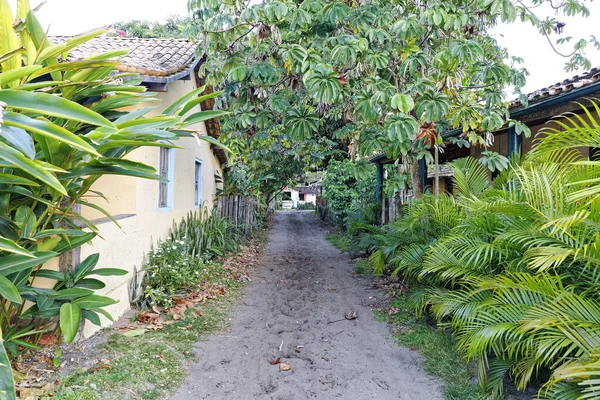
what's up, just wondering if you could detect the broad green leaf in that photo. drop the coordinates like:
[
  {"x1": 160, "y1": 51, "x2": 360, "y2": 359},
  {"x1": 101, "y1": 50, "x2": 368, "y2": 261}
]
[
  {"x1": 16, "y1": 0, "x2": 36, "y2": 67},
  {"x1": 0, "y1": 141, "x2": 67, "y2": 195},
  {"x1": 15, "y1": 205, "x2": 36, "y2": 238},
  {"x1": 0, "y1": 65, "x2": 41, "y2": 87},
  {"x1": 0, "y1": 0, "x2": 21, "y2": 79},
  {"x1": 0, "y1": 334, "x2": 16, "y2": 400},
  {"x1": 35, "y1": 295, "x2": 55, "y2": 312},
  {"x1": 0, "y1": 47, "x2": 22, "y2": 66},
  {"x1": 89, "y1": 268, "x2": 128, "y2": 276},
  {"x1": 36, "y1": 27, "x2": 107, "y2": 63},
  {"x1": 73, "y1": 294, "x2": 117, "y2": 309},
  {"x1": 0, "y1": 251, "x2": 56, "y2": 276},
  {"x1": 59, "y1": 303, "x2": 81, "y2": 344},
  {"x1": 4, "y1": 112, "x2": 100, "y2": 155},
  {"x1": 30, "y1": 229, "x2": 88, "y2": 239},
  {"x1": 163, "y1": 85, "x2": 206, "y2": 116},
  {"x1": 54, "y1": 232, "x2": 96, "y2": 256},
  {"x1": 1, "y1": 125, "x2": 35, "y2": 159},
  {"x1": 178, "y1": 91, "x2": 223, "y2": 116},
  {"x1": 0, "y1": 91, "x2": 113, "y2": 128},
  {"x1": 0, "y1": 275, "x2": 21, "y2": 303},
  {"x1": 0, "y1": 236, "x2": 33, "y2": 257},
  {"x1": 0, "y1": 173, "x2": 39, "y2": 187},
  {"x1": 34, "y1": 269, "x2": 65, "y2": 281},
  {"x1": 73, "y1": 253, "x2": 100, "y2": 281},
  {"x1": 73, "y1": 278, "x2": 105, "y2": 290},
  {"x1": 181, "y1": 110, "x2": 230, "y2": 127},
  {"x1": 82, "y1": 310, "x2": 101, "y2": 326},
  {"x1": 53, "y1": 288, "x2": 94, "y2": 300},
  {"x1": 391, "y1": 94, "x2": 415, "y2": 113}
]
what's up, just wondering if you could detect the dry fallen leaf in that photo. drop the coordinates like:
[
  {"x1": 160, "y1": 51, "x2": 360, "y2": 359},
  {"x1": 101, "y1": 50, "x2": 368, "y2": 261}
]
[
  {"x1": 268, "y1": 357, "x2": 280, "y2": 365},
  {"x1": 37, "y1": 334, "x2": 58, "y2": 346},
  {"x1": 279, "y1": 362, "x2": 291, "y2": 371}
]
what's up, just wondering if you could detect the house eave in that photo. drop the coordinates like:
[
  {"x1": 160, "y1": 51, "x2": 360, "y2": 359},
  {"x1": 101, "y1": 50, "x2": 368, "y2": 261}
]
[
  {"x1": 140, "y1": 57, "x2": 202, "y2": 92},
  {"x1": 442, "y1": 80, "x2": 600, "y2": 139}
]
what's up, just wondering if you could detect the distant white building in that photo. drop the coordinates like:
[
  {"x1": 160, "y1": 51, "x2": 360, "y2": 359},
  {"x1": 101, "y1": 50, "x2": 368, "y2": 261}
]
[{"x1": 281, "y1": 182, "x2": 321, "y2": 209}]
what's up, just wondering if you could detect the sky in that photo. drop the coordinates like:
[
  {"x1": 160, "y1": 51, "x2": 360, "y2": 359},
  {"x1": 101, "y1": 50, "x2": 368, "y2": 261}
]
[{"x1": 7, "y1": 0, "x2": 600, "y2": 94}]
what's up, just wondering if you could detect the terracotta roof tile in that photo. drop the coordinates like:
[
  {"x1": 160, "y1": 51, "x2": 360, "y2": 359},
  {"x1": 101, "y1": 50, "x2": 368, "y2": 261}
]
[
  {"x1": 512, "y1": 66, "x2": 600, "y2": 108},
  {"x1": 49, "y1": 36, "x2": 198, "y2": 78}
]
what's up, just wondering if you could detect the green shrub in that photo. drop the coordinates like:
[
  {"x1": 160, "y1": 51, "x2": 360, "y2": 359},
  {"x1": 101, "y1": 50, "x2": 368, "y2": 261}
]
[
  {"x1": 168, "y1": 207, "x2": 239, "y2": 257},
  {"x1": 297, "y1": 202, "x2": 315, "y2": 210},
  {"x1": 142, "y1": 241, "x2": 223, "y2": 307},
  {"x1": 334, "y1": 103, "x2": 600, "y2": 399},
  {"x1": 321, "y1": 160, "x2": 375, "y2": 226},
  {"x1": 134, "y1": 207, "x2": 239, "y2": 308}
]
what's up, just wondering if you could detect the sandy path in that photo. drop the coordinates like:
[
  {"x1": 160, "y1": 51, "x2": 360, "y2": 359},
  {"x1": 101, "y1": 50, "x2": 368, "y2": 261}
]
[{"x1": 172, "y1": 211, "x2": 443, "y2": 400}]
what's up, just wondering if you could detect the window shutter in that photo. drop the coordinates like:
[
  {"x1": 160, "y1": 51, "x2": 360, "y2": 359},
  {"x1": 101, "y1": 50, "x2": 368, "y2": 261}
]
[{"x1": 159, "y1": 148, "x2": 169, "y2": 208}]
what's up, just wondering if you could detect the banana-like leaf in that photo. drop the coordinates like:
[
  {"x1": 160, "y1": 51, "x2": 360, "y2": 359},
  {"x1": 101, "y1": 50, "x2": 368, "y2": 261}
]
[
  {"x1": 27, "y1": 60, "x2": 119, "y2": 81},
  {"x1": 0, "y1": 90, "x2": 114, "y2": 128},
  {"x1": 4, "y1": 112, "x2": 101, "y2": 156},
  {"x1": 0, "y1": 275, "x2": 22, "y2": 304},
  {"x1": 59, "y1": 303, "x2": 81, "y2": 344},
  {"x1": 0, "y1": 173, "x2": 39, "y2": 186},
  {"x1": 89, "y1": 268, "x2": 127, "y2": 276},
  {"x1": 0, "y1": 125, "x2": 35, "y2": 159},
  {"x1": 0, "y1": 236, "x2": 33, "y2": 257},
  {"x1": 177, "y1": 91, "x2": 223, "y2": 116},
  {"x1": 35, "y1": 27, "x2": 107, "y2": 63},
  {"x1": 73, "y1": 253, "x2": 100, "y2": 281},
  {"x1": 73, "y1": 294, "x2": 117, "y2": 309},
  {"x1": 0, "y1": 251, "x2": 56, "y2": 276},
  {"x1": 0, "y1": 0, "x2": 21, "y2": 76},
  {"x1": 0, "y1": 142, "x2": 67, "y2": 195},
  {"x1": 163, "y1": 85, "x2": 206, "y2": 116},
  {"x1": 16, "y1": 0, "x2": 36, "y2": 66},
  {"x1": 0, "y1": 47, "x2": 23, "y2": 65},
  {"x1": 30, "y1": 229, "x2": 88, "y2": 239},
  {"x1": 0, "y1": 65, "x2": 41, "y2": 87},
  {"x1": 181, "y1": 110, "x2": 230, "y2": 127},
  {"x1": 0, "y1": 333, "x2": 16, "y2": 400}
]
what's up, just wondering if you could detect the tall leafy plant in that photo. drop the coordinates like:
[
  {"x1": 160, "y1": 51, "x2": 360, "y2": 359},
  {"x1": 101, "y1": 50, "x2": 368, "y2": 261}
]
[
  {"x1": 340, "y1": 103, "x2": 600, "y2": 399},
  {"x1": 0, "y1": 1, "x2": 228, "y2": 396}
]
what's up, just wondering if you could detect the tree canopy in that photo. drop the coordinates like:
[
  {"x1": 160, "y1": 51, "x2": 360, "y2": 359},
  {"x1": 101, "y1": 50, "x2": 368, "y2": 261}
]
[
  {"x1": 113, "y1": 15, "x2": 189, "y2": 38},
  {"x1": 189, "y1": 0, "x2": 596, "y2": 196}
]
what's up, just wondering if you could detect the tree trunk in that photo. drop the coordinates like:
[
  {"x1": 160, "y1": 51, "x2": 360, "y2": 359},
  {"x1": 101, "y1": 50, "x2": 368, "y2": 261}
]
[
  {"x1": 58, "y1": 202, "x2": 81, "y2": 273},
  {"x1": 411, "y1": 159, "x2": 422, "y2": 198},
  {"x1": 434, "y1": 146, "x2": 439, "y2": 196}
]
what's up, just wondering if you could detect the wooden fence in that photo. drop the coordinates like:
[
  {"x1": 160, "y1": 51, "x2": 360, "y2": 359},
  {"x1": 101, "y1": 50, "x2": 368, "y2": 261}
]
[
  {"x1": 216, "y1": 195, "x2": 261, "y2": 234},
  {"x1": 381, "y1": 189, "x2": 414, "y2": 225}
]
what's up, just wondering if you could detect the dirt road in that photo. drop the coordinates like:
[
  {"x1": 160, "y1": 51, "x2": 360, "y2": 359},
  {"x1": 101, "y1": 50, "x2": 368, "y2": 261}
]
[{"x1": 172, "y1": 211, "x2": 443, "y2": 400}]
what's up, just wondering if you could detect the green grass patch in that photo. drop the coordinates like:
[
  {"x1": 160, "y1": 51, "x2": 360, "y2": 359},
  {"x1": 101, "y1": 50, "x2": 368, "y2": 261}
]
[
  {"x1": 354, "y1": 258, "x2": 370, "y2": 275},
  {"x1": 376, "y1": 293, "x2": 485, "y2": 400},
  {"x1": 326, "y1": 232, "x2": 352, "y2": 252},
  {"x1": 47, "y1": 287, "x2": 239, "y2": 400}
]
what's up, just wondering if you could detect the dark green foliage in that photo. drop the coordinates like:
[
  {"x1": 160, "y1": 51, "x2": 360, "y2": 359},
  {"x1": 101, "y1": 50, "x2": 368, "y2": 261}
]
[
  {"x1": 112, "y1": 16, "x2": 189, "y2": 38},
  {"x1": 334, "y1": 105, "x2": 600, "y2": 399},
  {"x1": 321, "y1": 160, "x2": 375, "y2": 226}
]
